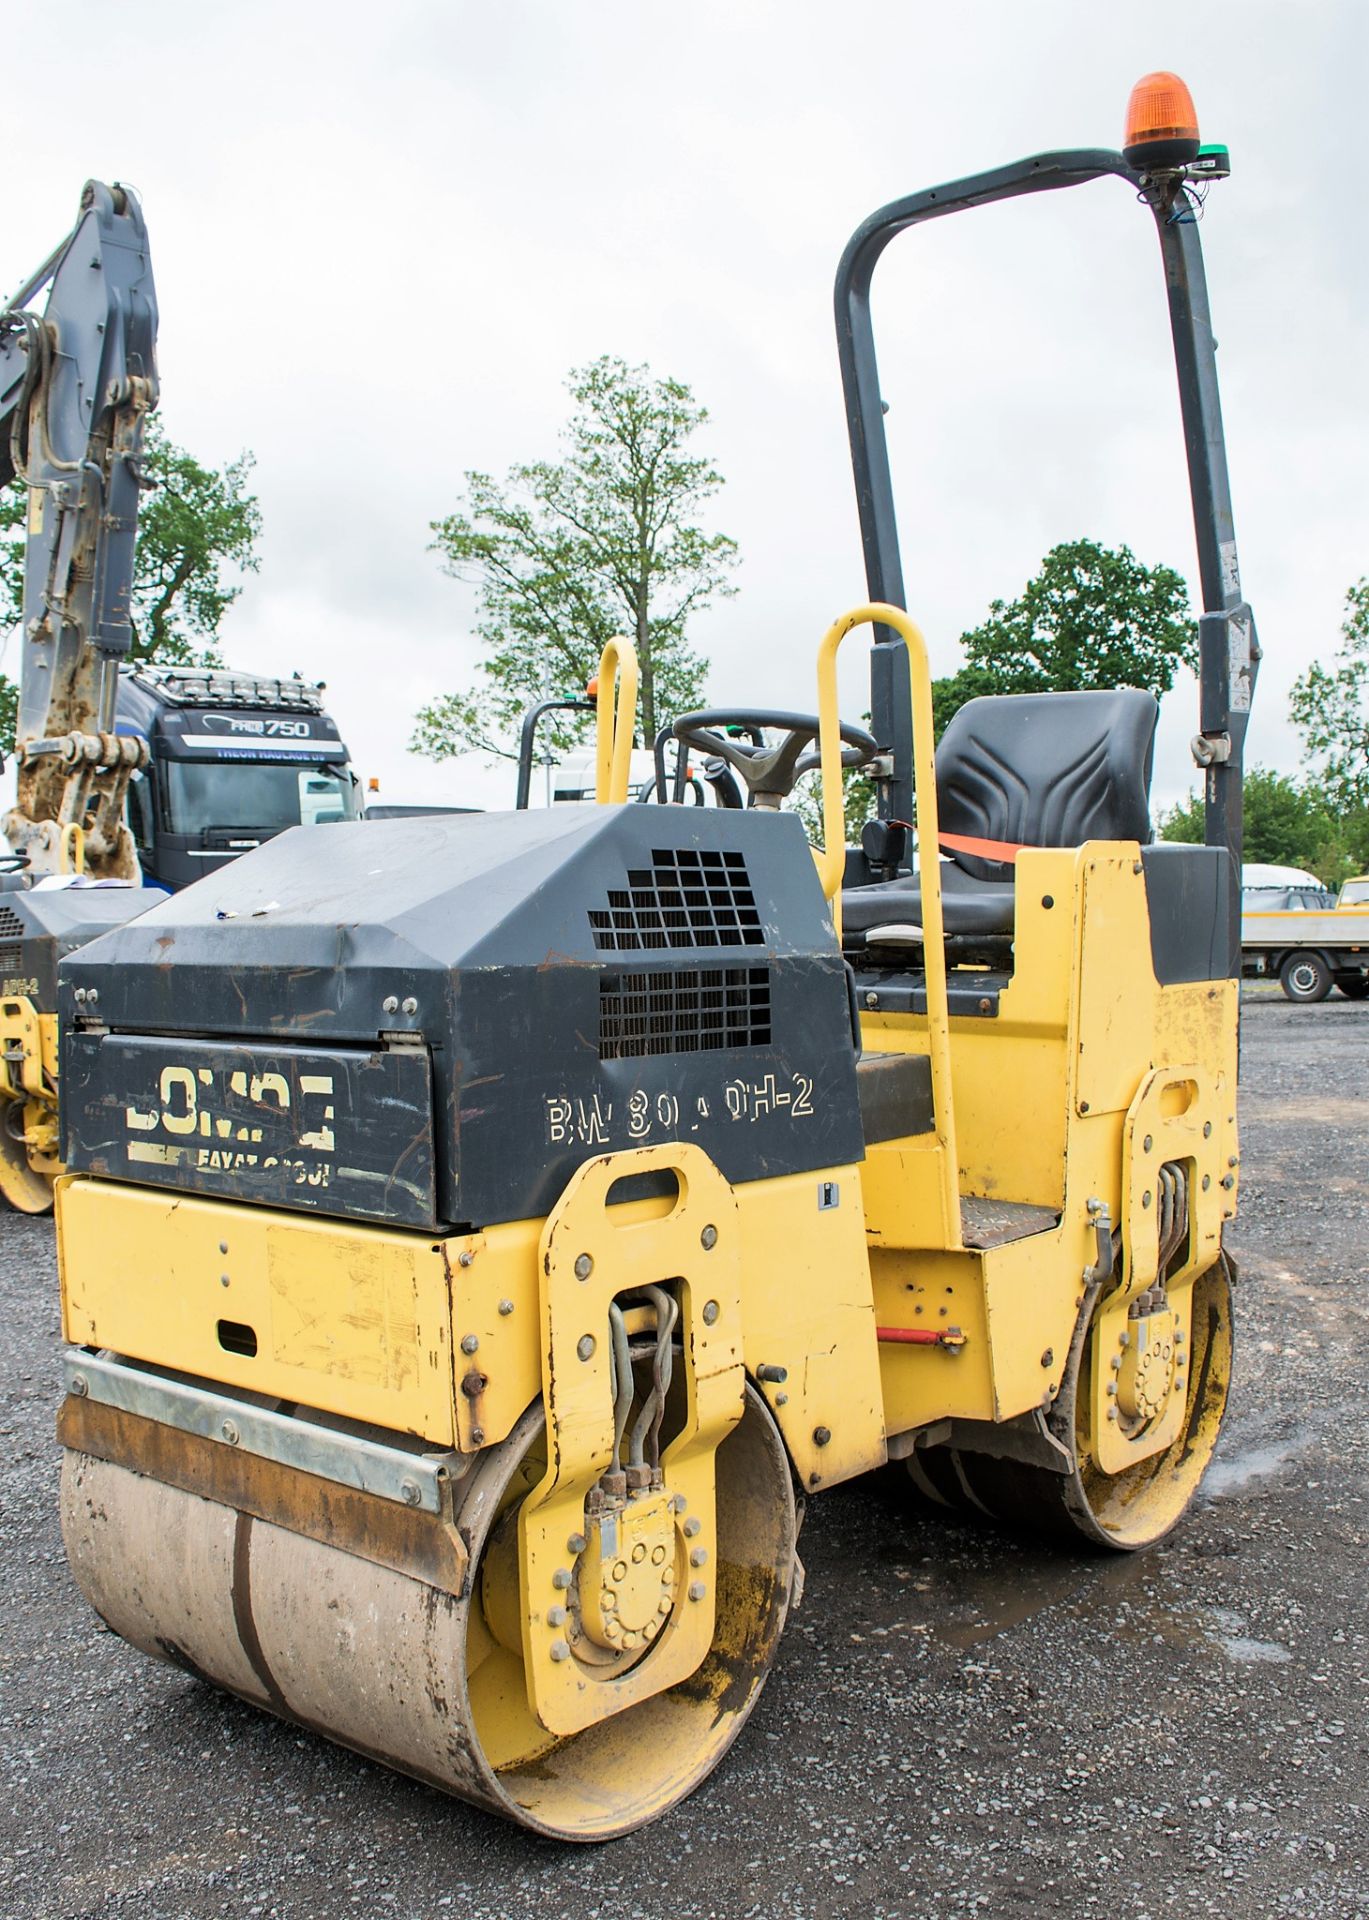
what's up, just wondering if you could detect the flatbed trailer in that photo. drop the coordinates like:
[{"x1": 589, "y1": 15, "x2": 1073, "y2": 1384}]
[{"x1": 1242, "y1": 876, "x2": 1369, "y2": 1001}]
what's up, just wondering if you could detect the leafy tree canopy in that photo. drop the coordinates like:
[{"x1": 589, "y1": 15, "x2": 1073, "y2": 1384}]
[
  {"x1": 932, "y1": 537, "x2": 1197, "y2": 738},
  {"x1": 1159, "y1": 767, "x2": 1369, "y2": 890},
  {"x1": 1289, "y1": 577, "x2": 1369, "y2": 812},
  {"x1": 412, "y1": 356, "x2": 736, "y2": 765}
]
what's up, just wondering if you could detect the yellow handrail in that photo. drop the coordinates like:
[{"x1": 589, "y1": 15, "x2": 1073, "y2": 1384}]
[
  {"x1": 593, "y1": 637, "x2": 640, "y2": 805},
  {"x1": 814, "y1": 603, "x2": 961, "y2": 1247}
]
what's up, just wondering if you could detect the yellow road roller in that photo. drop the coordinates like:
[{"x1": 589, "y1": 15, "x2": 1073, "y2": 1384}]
[{"x1": 53, "y1": 74, "x2": 1255, "y2": 1839}]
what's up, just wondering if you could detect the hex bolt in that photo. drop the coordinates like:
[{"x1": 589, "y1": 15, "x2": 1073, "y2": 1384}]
[
  {"x1": 69, "y1": 1372, "x2": 88, "y2": 1398},
  {"x1": 688, "y1": 1581, "x2": 707, "y2": 1602},
  {"x1": 401, "y1": 997, "x2": 418, "y2": 1016},
  {"x1": 1175, "y1": 1328, "x2": 1186, "y2": 1345},
  {"x1": 1228, "y1": 1155, "x2": 1238, "y2": 1169},
  {"x1": 1040, "y1": 1348, "x2": 1054, "y2": 1369},
  {"x1": 549, "y1": 1640, "x2": 570, "y2": 1662},
  {"x1": 470, "y1": 1426, "x2": 485, "y2": 1446},
  {"x1": 690, "y1": 1547, "x2": 708, "y2": 1568},
  {"x1": 1110, "y1": 1353, "x2": 1122, "y2": 1372},
  {"x1": 498, "y1": 1299, "x2": 515, "y2": 1316},
  {"x1": 86, "y1": 988, "x2": 98, "y2": 1006},
  {"x1": 865, "y1": 992, "x2": 879, "y2": 1010},
  {"x1": 457, "y1": 1250, "x2": 475, "y2": 1269},
  {"x1": 573, "y1": 1253, "x2": 593, "y2": 1281},
  {"x1": 1106, "y1": 1381, "x2": 1118, "y2": 1397},
  {"x1": 756, "y1": 1363, "x2": 788, "y2": 1384},
  {"x1": 551, "y1": 1567, "x2": 572, "y2": 1590},
  {"x1": 682, "y1": 1516, "x2": 701, "y2": 1538},
  {"x1": 382, "y1": 995, "x2": 399, "y2": 1014},
  {"x1": 460, "y1": 1333, "x2": 480, "y2": 1355},
  {"x1": 701, "y1": 1299, "x2": 719, "y2": 1325},
  {"x1": 700, "y1": 1224, "x2": 718, "y2": 1252},
  {"x1": 567, "y1": 1532, "x2": 587, "y2": 1556},
  {"x1": 1106, "y1": 1406, "x2": 1118, "y2": 1422},
  {"x1": 400, "y1": 1478, "x2": 422, "y2": 1507},
  {"x1": 813, "y1": 1425, "x2": 832, "y2": 1448},
  {"x1": 659, "y1": 1596, "x2": 672, "y2": 1614},
  {"x1": 221, "y1": 1419, "x2": 240, "y2": 1446},
  {"x1": 577, "y1": 1334, "x2": 596, "y2": 1362},
  {"x1": 73, "y1": 988, "x2": 86, "y2": 1005},
  {"x1": 776, "y1": 1392, "x2": 789, "y2": 1406},
  {"x1": 671, "y1": 1493, "x2": 688, "y2": 1513},
  {"x1": 1221, "y1": 1174, "x2": 1235, "y2": 1191},
  {"x1": 548, "y1": 1606, "x2": 567, "y2": 1627}
]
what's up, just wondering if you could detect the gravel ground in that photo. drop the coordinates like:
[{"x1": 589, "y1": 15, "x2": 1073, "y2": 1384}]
[{"x1": 1, "y1": 993, "x2": 1365, "y2": 1920}]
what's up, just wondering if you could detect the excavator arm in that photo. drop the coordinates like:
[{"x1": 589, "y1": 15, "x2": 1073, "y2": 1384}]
[{"x1": 1, "y1": 180, "x2": 158, "y2": 877}]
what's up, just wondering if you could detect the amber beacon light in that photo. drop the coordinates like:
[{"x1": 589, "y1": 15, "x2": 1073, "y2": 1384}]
[{"x1": 1123, "y1": 70, "x2": 1201, "y2": 171}]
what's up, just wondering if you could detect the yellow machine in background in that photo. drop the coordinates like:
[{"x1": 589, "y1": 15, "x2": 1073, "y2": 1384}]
[{"x1": 54, "y1": 76, "x2": 1252, "y2": 1839}]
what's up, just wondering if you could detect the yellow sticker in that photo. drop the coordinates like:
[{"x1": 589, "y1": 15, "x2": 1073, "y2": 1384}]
[{"x1": 26, "y1": 489, "x2": 43, "y2": 534}]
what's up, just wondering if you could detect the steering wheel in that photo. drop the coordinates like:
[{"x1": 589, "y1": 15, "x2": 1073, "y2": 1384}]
[{"x1": 671, "y1": 709, "x2": 879, "y2": 808}]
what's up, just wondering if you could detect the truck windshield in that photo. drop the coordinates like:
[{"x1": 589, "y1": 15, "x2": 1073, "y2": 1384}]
[
  {"x1": 165, "y1": 761, "x2": 358, "y2": 835},
  {"x1": 1341, "y1": 879, "x2": 1369, "y2": 906}
]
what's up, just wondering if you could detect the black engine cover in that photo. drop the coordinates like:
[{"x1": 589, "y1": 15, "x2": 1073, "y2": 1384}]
[{"x1": 59, "y1": 806, "x2": 864, "y2": 1230}]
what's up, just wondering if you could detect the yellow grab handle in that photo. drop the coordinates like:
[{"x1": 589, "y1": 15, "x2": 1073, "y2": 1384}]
[
  {"x1": 813, "y1": 603, "x2": 960, "y2": 1247},
  {"x1": 59, "y1": 822, "x2": 86, "y2": 877},
  {"x1": 593, "y1": 637, "x2": 640, "y2": 805}
]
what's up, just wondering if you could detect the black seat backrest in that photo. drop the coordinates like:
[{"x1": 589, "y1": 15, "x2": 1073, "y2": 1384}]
[{"x1": 936, "y1": 689, "x2": 1159, "y2": 882}]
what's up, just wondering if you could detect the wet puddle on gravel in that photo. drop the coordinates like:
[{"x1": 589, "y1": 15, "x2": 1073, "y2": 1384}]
[
  {"x1": 1201, "y1": 1418, "x2": 1322, "y2": 1498},
  {"x1": 933, "y1": 1548, "x2": 1293, "y2": 1667}
]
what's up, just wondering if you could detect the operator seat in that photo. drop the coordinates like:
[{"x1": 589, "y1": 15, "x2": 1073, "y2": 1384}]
[{"x1": 841, "y1": 688, "x2": 1159, "y2": 947}]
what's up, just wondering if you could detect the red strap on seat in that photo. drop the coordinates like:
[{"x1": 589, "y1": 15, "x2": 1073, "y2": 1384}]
[{"x1": 938, "y1": 828, "x2": 1025, "y2": 864}]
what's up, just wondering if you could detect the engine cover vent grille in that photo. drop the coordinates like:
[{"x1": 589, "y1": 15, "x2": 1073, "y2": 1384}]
[
  {"x1": 599, "y1": 966, "x2": 771, "y2": 1060},
  {"x1": 0, "y1": 943, "x2": 23, "y2": 976},
  {"x1": 0, "y1": 907, "x2": 25, "y2": 940},
  {"x1": 590, "y1": 847, "x2": 762, "y2": 951}
]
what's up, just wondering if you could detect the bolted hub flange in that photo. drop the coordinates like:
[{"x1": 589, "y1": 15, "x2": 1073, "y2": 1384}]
[
  {"x1": 575, "y1": 1489, "x2": 678, "y2": 1653},
  {"x1": 1117, "y1": 1307, "x2": 1178, "y2": 1424}
]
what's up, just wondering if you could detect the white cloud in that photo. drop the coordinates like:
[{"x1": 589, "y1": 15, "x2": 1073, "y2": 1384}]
[{"x1": 6, "y1": 0, "x2": 1365, "y2": 814}]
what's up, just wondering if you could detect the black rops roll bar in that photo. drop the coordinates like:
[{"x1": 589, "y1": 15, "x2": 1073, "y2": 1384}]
[
  {"x1": 513, "y1": 696, "x2": 594, "y2": 810},
  {"x1": 834, "y1": 143, "x2": 1257, "y2": 971}
]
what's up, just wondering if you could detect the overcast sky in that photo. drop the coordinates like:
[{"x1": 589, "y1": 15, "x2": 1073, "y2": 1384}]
[{"x1": 5, "y1": 0, "x2": 1365, "y2": 814}]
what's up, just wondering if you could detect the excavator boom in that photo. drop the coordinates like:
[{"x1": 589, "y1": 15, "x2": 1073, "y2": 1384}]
[{"x1": 1, "y1": 181, "x2": 158, "y2": 875}]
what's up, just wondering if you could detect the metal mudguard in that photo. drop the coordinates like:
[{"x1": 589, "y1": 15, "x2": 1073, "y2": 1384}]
[{"x1": 59, "y1": 806, "x2": 865, "y2": 1230}]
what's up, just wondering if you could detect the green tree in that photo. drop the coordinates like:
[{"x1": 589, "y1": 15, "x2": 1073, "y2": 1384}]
[
  {"x1": 128, "y1": 418, "x2": 262, "y2": 662},
  {"x1": 1289, "y1": 577, "x2": 1369, "y2": 811},
  {"x1": 0, "y1": 419, "x2": 262, "y2": 754},
  {"x1": 933, "y1": 538, "x2": 1197, "y2": 738},
  {"x1": 412, "y1": 356, "x2": 736, "y2": 763},
  {"x1": 1158, "y1": 766, "x2": 1369, "y2": 888}
]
